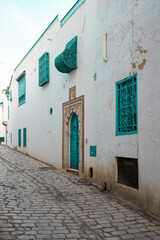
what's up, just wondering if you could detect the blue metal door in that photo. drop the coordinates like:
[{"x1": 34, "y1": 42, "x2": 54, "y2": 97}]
[{"x1": 70, "y1": 113, "x2": 79, "y2": 169}]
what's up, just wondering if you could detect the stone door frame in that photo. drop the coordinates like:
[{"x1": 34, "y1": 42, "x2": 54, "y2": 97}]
[{"x1": 62, "y1": 95, "x2": 84, "y2": 174}]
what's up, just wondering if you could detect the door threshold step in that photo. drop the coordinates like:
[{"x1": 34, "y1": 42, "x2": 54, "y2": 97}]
[{"x1": 67, "y1": 168, "x2": 79, "y2": 174}]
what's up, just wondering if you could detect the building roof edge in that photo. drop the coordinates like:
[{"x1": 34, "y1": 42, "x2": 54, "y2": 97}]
[{"x1": 14, "y1": 15, "x2": 59, "y2": 72}]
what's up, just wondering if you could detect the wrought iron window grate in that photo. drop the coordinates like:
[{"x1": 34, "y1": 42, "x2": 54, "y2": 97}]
[
  {"x1": 39, "y1": 52, "x2": 49, "y2": 86},
  {"x1": 116, "y1": 74, "x2": 137, "y2": 135}
]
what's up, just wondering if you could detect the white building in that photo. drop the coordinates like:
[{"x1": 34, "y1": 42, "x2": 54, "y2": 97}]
[
  {"x1": 7, "y1": 0, "x2": 160, "y2": 217},
  {"x1": 0, "y1": 89, "x2": 10, "y2": 144}
]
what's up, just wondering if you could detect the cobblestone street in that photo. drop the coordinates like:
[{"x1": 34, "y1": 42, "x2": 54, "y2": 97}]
[{"x1": 0, "y1": 146, "x2": 160, "y2": 240}]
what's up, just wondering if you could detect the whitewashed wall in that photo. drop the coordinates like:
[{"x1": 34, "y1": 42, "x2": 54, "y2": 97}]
[
  {"x1": 0, "y1": 91, "x2": 9, "y2": 144},
  {"x1": 8, "y1": 0, "x2": 160, "y2": 216},
  {"x1": 0, "y1": 102, "x2": 6, "y2": 143}
]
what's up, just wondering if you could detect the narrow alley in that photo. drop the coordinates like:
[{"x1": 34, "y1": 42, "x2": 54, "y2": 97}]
[{"x1": 0, "y1": 145, "x2": 160, "y2": 240}]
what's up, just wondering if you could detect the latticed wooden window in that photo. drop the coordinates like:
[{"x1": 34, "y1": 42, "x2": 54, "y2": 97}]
[
  {"x1": 23, "y1": 128, "x2": 27, "y2": 147},
  {"x1": 17, "y1": 73, "x2": 26, "y2": 106},
  {"x1": 39, "y1": 52, "x2": 49, "y2": 86},
  {"x1": 116, "y1": 74, "x2": 137, "y2": 135},
  {"x1": 18, "y1": 129, "x2": 21, "y2": 147}
]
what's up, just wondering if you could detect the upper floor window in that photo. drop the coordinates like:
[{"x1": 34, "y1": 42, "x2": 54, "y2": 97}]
[
  {"x1": 39, "y1": 52, "x2": 50, "y2": 87},
  {"x1": 17, "y1": 72, "x2": 26, "y2": 106},
  {"x1": 116, "y1": 74, "x2": 137, "y2": 135}
]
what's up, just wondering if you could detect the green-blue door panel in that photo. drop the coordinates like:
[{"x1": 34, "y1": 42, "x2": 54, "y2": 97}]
[{"x1": 70, "y1": 113, "x2": 79, "y2": 169}]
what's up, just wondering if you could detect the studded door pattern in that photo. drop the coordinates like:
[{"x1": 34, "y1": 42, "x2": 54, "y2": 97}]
[{"x1": 70, "y1": 113, "x2": 79, "y2": 169}]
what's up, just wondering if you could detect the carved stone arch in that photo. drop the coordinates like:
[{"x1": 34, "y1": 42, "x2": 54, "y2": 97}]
[{"x1": 62, "y1": 96, "x2": 84, "y2": 175}]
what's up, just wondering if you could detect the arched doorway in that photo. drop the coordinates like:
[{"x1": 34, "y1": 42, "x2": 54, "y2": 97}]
[{"x1": 70, "y1": 113, "x2": 79, "y2": 169}]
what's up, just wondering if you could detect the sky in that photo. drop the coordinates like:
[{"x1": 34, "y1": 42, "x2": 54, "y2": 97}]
[{"x1": 0, "y1": 0, "x2": 77, "y2": 92}]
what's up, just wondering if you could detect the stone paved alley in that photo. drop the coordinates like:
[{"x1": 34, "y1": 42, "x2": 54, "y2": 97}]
[{"x1": 0, "y1": 146, "x2": 160, "y2": 240}]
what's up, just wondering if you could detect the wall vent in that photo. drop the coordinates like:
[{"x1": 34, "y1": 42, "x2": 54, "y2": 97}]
[{"x1": 117, "y1": 157, "x2": 138, "y2": 189}]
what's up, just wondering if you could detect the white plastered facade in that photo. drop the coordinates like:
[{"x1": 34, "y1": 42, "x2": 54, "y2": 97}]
[{"x1": 7, "y1": 0, "x2": 160, "y2": 217}]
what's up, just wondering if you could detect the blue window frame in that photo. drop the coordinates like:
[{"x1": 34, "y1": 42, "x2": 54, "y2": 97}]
[
  {"x1": 39, "y1": 52, "x2": 49, "y2": 86},
  {"x1": 17, "y1": 72, "x2": 26, "y2": 106},
  {"x1": 116, "y1": 74, "x2": 138, "y2": 135}
]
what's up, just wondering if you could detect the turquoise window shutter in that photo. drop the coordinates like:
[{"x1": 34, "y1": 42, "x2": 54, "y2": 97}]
[
  {"x1": 116, "y1": 74, "x2": 138, "y2": 135},
  {"x1": 0, "y1": 137, "x2": 5, "y2": 142},
  {"x1": 18, "y1": 129, "x2": 21, "y2": 147},
  {"x1": 54, "y1": 36, "x2": 77, "y2": 73},
  {"x1": 39, "y1": 52, "x2": 50, "y2": 86},
  {"x1": 17, "y1": 73, "x2": 26, "y2": 106},
  {"x1": 23, "y1": 128, "x2": 27, "y2": 147}
]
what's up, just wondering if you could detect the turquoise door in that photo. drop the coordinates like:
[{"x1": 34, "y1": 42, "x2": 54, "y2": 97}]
[{"x1": 70, "y1": 113, "x2": 79, "y2": 169}]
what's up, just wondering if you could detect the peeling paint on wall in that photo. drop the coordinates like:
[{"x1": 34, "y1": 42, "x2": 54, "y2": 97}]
[
  {"x1": 138, "y1": 59, "x2": 146, "y2": 70},
  {"x1": 131, "y1": 63, "x2": 136, "y2": 68}
]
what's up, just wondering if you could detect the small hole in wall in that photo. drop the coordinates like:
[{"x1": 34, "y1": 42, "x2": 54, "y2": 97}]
[
  {"x1": 89, "y1": 167, "x2": 93, "y2": 178},
  {"x1": 50, "y1": 108, "x2": 53, "y2": 115}
]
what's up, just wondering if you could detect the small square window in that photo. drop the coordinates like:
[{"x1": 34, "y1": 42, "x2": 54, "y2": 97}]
[{"x1": 116, "y1": 74, "x2": 137, "y2": 135}]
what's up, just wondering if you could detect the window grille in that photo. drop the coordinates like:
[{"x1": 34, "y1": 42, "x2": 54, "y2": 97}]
[
  {"x1": 18, "y1": 129, "x2": 21, "y2": 147},
  {"x1": 39, "y1": 52, "x2": 49, "y2": 86},
  {"x1": 23, "y1": 128, "x2": 27, "y2": 147},
  {"x1": 17, "y1": 73, "x2": 26, "y2": 106},
  {"x1": 116, "y1": 74, "x2": 137, "y2": 135}
]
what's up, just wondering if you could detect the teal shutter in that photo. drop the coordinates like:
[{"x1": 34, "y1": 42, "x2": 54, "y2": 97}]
[
  {"x1": 23, "y1": 128, "x2": 27, "y2": 147},
  {"x1": 0, "y1": 137, "x2": 5, "y2": 142},
  {"x1": 116, "y1": 74, "x2": 137, "y2": 135},
  {"x1": 39, "y1": 52, "x2": 49, "y2": 86},
  {"x1": 54, "y1": 36, "x2": 77, "y2": 73},
  {"x1": 18, "y1": 129, "x2": 21, "y2": 147},
  {"x1": 18, "y1": 73, "x2": 26, "y2": 106}
]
